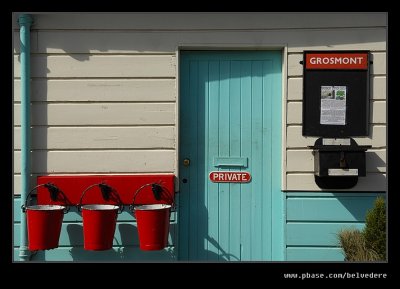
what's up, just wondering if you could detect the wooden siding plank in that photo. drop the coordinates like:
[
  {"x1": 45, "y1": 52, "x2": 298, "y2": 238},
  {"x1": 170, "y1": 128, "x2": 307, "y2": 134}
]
[
  {"x1": 287, "y1": 247, "x2": 344, "y2": 261},
  {"x1": 218, "y1": 60, "x2": 230, "y2": 260},
  {"x1": 288, "y1": 52, "x2": 386, "y2": 77},
  {"x1": 366, "y1": 150, "x2": 386, "y2": 173},
  {"x1": 286, "y1": 222, "x2": 365, "y2": 246},
  {"x1": 13, "y1": 175, "x2": 38, "y2": 195},
  {"x1": 288, "y1": 76, "x2": 386, "y2": 101},
  {"x1": 14, "y1": 127, "x2": 175, "y2": 150},
  {"x1": 286, "y1": 101, "x2": 302, "y2": 124},
  {"x1": 287, "y1": 77, "x2": 302, "y2": 101},
  {"x1": 187, "y1": 60, "x2": 200, "y2": 259},
  {"x1": 286, "y1": 174, "x2": 319, "y2": 191},
  {"x1": 14, "y1": 222, "x2": 176, "y2": 247},
  {"x1": 286, "y1": 29, "x2": 386, "y2": 53},
  {"x1": 14, "y1": 150, "x2": 175, "y2": 173},
  {"x1": 286, "y1": 125, "x2": 386, "y2": 148},
  {"x1": 352, "y1": 173, "x2": 387, "y2": 191},
  {"x1": 286, "y1": 196, "x2": 379, "y2": 221},
  {"x1": 287, "y1": 101, "x2": 386, "y2": 125},
  {"x1": 13, "y1": 31, "x2": 38, "y2": 54},
  {"x1": 287, "y1": 54, "x2": 303, "y2": 77},
  {"x1": 13, "y1": 55, "x2": 176, "y2": 78},
  {"x1": 21, "y1": 13, "x2": 386, "y2": 30},
  {"x1": 371, "y1": 101, "x2": 386, "y2": 123},
  {"x1": 13, "y1": 248, "x2": 19, "y2": 261},
  {"x1": 13, "y1": 246, "x2": 176, "y2": 261},
  {"x1": 370, "y1": 52, "x2": 386, "y2": 75},
  {"x1": 271, "y1": 54, "x2": 284, "y2": 260},
  {"x1": 14, "y1": 103, "x2": 175, "y2": 126},
  {"x1": 286, "y1": 126, "x2": 317, "y2": 148},
  {"x1": 286, "y1": 173, "x2": 386, "y2": 191},
  {"x1": 31, "y1": 28, "x2": 386, "y2": 54},
  {"x1": 13, "y1": 79, "x2": 176, "y2": 102},
  {"x1": 250, "y1": 60, "x2": 264, "y2": 259},
  {"x1": 228, "y1": 60, "x2": 242, "y2": 260},
  {"x1": 13, "y1": 197, "x2": 22, "y2": 222},
  {"x1": 286, "y1": 149, "x2": 386, "y2": 173},
  {"x1": 196, "y1": 61, "x2": 208, "y2": 260},
  {"x1": 286, "y1": 150, "x2": 313, "y2": 172},
  {"x1": 240, "y1": 60, "x2": 252, "y2": 260},
  {"x1": 206, "y1": 60, "x2": 220, "y2": 260},
  {"x1": 286, "y1": 192, "x2": 385, "y2": 197},
  {"x1": 371, "y1": 76, "x2": 386, "y2": 100}
]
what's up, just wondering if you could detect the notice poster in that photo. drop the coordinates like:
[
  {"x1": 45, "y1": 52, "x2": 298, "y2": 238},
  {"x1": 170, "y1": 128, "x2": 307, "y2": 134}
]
[{"x1": 320, "y1": 86, "x2": 347, "y2": 125}]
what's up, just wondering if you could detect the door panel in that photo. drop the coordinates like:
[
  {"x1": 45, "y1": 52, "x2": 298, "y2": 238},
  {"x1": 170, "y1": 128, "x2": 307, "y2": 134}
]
[{"x1": 178, "y1": 51, "x2": 282, "y2": 261}]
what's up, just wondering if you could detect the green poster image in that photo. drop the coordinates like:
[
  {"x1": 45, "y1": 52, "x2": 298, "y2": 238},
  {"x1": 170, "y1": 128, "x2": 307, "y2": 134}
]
[{"x1": 334, "y1": 86, "x2": 346, "y2": 100}]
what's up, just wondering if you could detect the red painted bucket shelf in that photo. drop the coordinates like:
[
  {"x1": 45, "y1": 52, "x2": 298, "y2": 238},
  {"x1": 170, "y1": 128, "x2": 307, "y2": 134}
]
[{"x1": 37, "y1": 175, "x2": 175, "y2": 206}]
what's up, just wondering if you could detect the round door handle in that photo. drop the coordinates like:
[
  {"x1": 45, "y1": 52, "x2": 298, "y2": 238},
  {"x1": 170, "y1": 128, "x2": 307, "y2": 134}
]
[
  {"x1": 183, "y1": 158, "x2": 190, "y2": 167},
  {"x1": 182, "y1": 178, "x2": 188, "y2": 183}
]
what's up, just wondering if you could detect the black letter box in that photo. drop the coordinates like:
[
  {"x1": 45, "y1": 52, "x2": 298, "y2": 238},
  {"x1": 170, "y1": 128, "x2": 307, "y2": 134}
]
[{"x1": 309, "y1": 138, "x2": 371, "y2": 189}]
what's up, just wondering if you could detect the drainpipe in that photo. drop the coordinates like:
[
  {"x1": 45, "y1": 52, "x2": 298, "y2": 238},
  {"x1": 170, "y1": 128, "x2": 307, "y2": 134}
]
[{"x1": 18, "y1": 13, "x2": 33, "y2": 261}]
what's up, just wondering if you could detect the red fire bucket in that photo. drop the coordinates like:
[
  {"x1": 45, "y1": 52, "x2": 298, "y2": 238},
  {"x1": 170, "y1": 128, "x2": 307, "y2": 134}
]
[
  {"x1": 26, "y1": 205, "x2": 65, "y2": 250},
  {"x1": 22, "y1": 183, "x2": 69, "y2": 251},
  {"x1": 81, "y1": 204, "x2": 119, "y2": 250},
  {"x1": 131, "y1": 183, "x2": 174, "y2": 251},
  {"x1": 134, "y1": 204, "x2": 172, "y2": 251},
  {"x1": 79, "y1": 183, "x2": 123, "y2": 251}
]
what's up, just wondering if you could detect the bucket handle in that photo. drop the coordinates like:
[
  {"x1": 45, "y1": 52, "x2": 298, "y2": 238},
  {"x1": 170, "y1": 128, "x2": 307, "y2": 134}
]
[
  {"x1": 21, "y1": 183, "x2": 70, "y2": 214},
  {"x1": 77, "y1": 183, "x2": 124, "y2": 214},
  {"x1": 129, "y1": 183, "x2": 175, "y2": 213}
]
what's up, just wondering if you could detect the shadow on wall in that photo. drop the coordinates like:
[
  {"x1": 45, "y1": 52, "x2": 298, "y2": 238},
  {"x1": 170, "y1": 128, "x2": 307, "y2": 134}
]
[
  {"x1": 334, "y1": 192, "x2": 386, "y2": 222},
  {"x1": 30, "y1": 223, "x2": 177, "y2": 261},
  {"x1": 186, "y1": 198, "x2": 239, "y2": 261},
  {"x1": 65, "y1": 215, "x2": 177, "y2": 261}
]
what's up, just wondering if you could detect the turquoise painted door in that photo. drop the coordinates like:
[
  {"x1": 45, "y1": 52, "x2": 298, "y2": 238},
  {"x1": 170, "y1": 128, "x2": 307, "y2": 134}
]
[{"x1": 178, "y1": 51, "x2": 282, "y2": 261}]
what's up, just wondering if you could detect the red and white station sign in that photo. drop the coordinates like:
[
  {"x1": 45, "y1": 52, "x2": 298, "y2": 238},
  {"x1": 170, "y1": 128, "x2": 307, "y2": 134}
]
[
  {"x1": 209, "y1": 171, "x2": 251, "y2": 183},
  {"x1": 305, "y1": 52, "x2": 368, "y2": 70}
]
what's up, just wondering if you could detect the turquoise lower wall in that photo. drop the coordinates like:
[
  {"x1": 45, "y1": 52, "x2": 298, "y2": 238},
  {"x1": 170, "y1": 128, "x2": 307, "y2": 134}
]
[
  {"x1": 14, "y1": 192, "x2": 385, "y2": 261},
  {"x1": 285, "y1": 192, "x2": 385, "y2": 261},
  {"x1": 13, "y1": 197, "x2": 177, "y2": 261}
]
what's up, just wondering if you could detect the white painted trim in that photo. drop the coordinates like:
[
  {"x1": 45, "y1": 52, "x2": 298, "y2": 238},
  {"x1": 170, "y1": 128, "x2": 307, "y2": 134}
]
[
  {"x1": 282, "y1": 46, "x2": 288, "y2": 191},
  {"x1": 176, "y1": 43, "x2": 287, "y2": 50},
  {"x1": 175, "y1": 49, "x2": 180, "y2": 193}
]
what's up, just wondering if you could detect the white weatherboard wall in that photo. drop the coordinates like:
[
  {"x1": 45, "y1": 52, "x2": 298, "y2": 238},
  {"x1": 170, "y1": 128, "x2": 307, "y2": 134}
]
[
  {"x1": 13, "y1": 13, "x2": 387, "y2": 261},
  {"x1": 13, "y1": 12, "x2": 387, "y2": 194}
]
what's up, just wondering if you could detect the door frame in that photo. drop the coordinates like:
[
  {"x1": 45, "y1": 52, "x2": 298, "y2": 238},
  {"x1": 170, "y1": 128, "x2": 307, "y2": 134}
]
[{"x1": 175, "y1": 45, "x2": 288, "y2": 260}]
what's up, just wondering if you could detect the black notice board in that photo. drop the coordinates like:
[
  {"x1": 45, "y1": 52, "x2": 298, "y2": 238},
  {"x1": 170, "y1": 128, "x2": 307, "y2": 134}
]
[{"x1": 302, "y1": 51, "x2": 370, "y2": 137}]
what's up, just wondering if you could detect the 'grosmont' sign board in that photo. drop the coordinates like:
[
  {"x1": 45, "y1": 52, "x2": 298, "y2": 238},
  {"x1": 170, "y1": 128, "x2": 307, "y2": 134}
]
[{"x1": 305, "y1": 53, "x2": 368, "y2": 70}]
